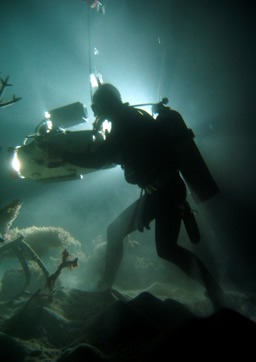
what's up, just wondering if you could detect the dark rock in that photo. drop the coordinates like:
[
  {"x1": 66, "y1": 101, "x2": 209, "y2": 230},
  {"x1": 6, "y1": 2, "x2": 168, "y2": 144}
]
[
  {"x1": 0, "y1": 332, "x2": 26, "y2": 362},
  {"x1": 137, "y1": 307, "x2": 256, "y2": 361},
  {"x1": 80, "y1": 291, "x2": 256, "y2": 360},
  {"x1": 128, "y1": 291, "x2": 194, "y2": 326},
  {"x1": 2, "y1": 302, "x2": 70, "y2": 347},
  {"x1": 81, "y1": 291, "x2": 195, "y2": 358},
  {"x1": 58, "y1": 343, "x2": 106, "y2": 362},
  {"x1": 1, "y1": 288, "x2": 255, "y2": 361}
]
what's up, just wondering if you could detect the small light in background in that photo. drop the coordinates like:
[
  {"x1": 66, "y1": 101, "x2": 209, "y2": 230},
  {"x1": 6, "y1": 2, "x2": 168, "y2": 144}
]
[
  {"x1": 44, "y1": 111, "x2": 51, "y2": 119},
  {"x1": 94, "y1": 47, "x2": 99, "y2": 55},
  {"x1": 90, "y1": 73, "x2": 103, "y2": 89}
]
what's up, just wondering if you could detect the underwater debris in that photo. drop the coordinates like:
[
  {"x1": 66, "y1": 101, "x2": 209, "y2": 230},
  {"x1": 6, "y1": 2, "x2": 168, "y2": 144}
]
[
  {"x1": 0, "y1": 234, "x2": 50, "y2": 299},
  {"x1": 0, "y1": 200, "x2": 22, "y2": 237},
  {"x1": 0, "y1": 75, "x2": 21, "y2": 108},
  {"x1": 0, "y1": 201, "x2": 84, "y2": 297},
  {"x1": 85, "y1": 0, "x2": 105, "y2": 14},
  {"x1": 46, "y1": 249, "x2": 78, "y2": 291},
  {"x1": 0, "y1": 237, "x2": 80, "y2": 299}
]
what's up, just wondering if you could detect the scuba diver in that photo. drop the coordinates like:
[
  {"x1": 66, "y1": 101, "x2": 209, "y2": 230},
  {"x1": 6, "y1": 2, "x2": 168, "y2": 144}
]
[{"x1": 62, "y1": 83, "x2": 225, "y2": 308}]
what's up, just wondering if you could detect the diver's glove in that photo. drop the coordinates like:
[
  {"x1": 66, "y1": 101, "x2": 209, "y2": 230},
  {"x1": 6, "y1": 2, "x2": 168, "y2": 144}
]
[
  {"x1": 137, "y1": 222, "x2": 151, "y2": 233},
  {"x1": 136, "y1": 215, "x2": 151, "y2": 233}
]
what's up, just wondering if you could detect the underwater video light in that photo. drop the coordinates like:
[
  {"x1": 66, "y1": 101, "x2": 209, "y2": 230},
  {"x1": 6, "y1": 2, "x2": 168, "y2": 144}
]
[
  {"x1": 9, "y1": 101, "x2": 115, "y2": 183},
  {"x1": 10, "y1": 147, "x2": 24, "y2": 179}
]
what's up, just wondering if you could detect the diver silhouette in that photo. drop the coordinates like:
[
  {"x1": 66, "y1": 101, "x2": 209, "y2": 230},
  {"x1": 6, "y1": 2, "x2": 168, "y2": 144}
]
[{"x1": 63, "y1": 83, "x2": 224, "y2": 308}]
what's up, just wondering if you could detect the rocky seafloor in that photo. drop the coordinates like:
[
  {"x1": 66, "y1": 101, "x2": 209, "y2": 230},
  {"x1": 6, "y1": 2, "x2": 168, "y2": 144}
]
[
  {"x1": 0, "y1": 201, "x2": 255, "y2": 361},
  {"x1": 0, "y1": 284, "x2": 255, "y2": 361}
]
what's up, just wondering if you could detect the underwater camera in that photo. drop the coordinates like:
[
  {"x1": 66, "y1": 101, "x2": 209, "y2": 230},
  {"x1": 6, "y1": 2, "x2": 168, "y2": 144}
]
[{"x1": 10, "y1": 102, "x2": 114, "y2": 183}]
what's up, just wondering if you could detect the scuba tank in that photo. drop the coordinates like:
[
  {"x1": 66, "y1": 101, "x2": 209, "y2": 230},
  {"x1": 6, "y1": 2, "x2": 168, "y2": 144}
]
[{"x1": 154, "y1": 100, "x2": 219, "y2": 204}]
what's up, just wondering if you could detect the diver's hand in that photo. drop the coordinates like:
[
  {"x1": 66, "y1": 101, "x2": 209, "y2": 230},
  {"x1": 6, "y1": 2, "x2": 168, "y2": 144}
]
[{"x1": 137, "y1": 218, "x2": 151, "y2": 232}]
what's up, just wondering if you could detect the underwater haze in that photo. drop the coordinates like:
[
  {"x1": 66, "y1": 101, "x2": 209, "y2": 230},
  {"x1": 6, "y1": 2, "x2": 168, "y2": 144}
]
[{"x1": 0, "y1": 0, "x2": 255, "y2": 359}]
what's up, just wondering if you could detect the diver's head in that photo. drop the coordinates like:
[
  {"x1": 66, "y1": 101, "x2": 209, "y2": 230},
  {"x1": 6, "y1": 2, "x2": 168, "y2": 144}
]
[{"x1": 91, "y1": 83, "x2": 122, "y2": 117}]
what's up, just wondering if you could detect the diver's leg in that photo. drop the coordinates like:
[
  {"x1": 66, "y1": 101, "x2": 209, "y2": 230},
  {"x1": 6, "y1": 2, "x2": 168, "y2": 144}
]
[
  {"x1": 98, "y1": 198, "x2": 142, "y2": 290},
  {"x1": 155, "y1": 208, "x2": 225, "y2": 308}
]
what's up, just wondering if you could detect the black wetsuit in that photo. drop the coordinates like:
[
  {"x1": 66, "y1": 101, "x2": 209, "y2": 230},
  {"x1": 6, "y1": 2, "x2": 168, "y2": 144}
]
[
  {"x1": 64, "y1": 103, "x2": 224, "y2": 305},
  {"x1": 63, "y1": 103, "x2": 187, "y2": 244}
]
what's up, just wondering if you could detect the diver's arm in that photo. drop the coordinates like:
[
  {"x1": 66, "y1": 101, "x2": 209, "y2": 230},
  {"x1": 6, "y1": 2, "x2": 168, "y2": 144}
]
[{"x1": 62, "y1": 145, "x2": 112, "y2": 169}]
